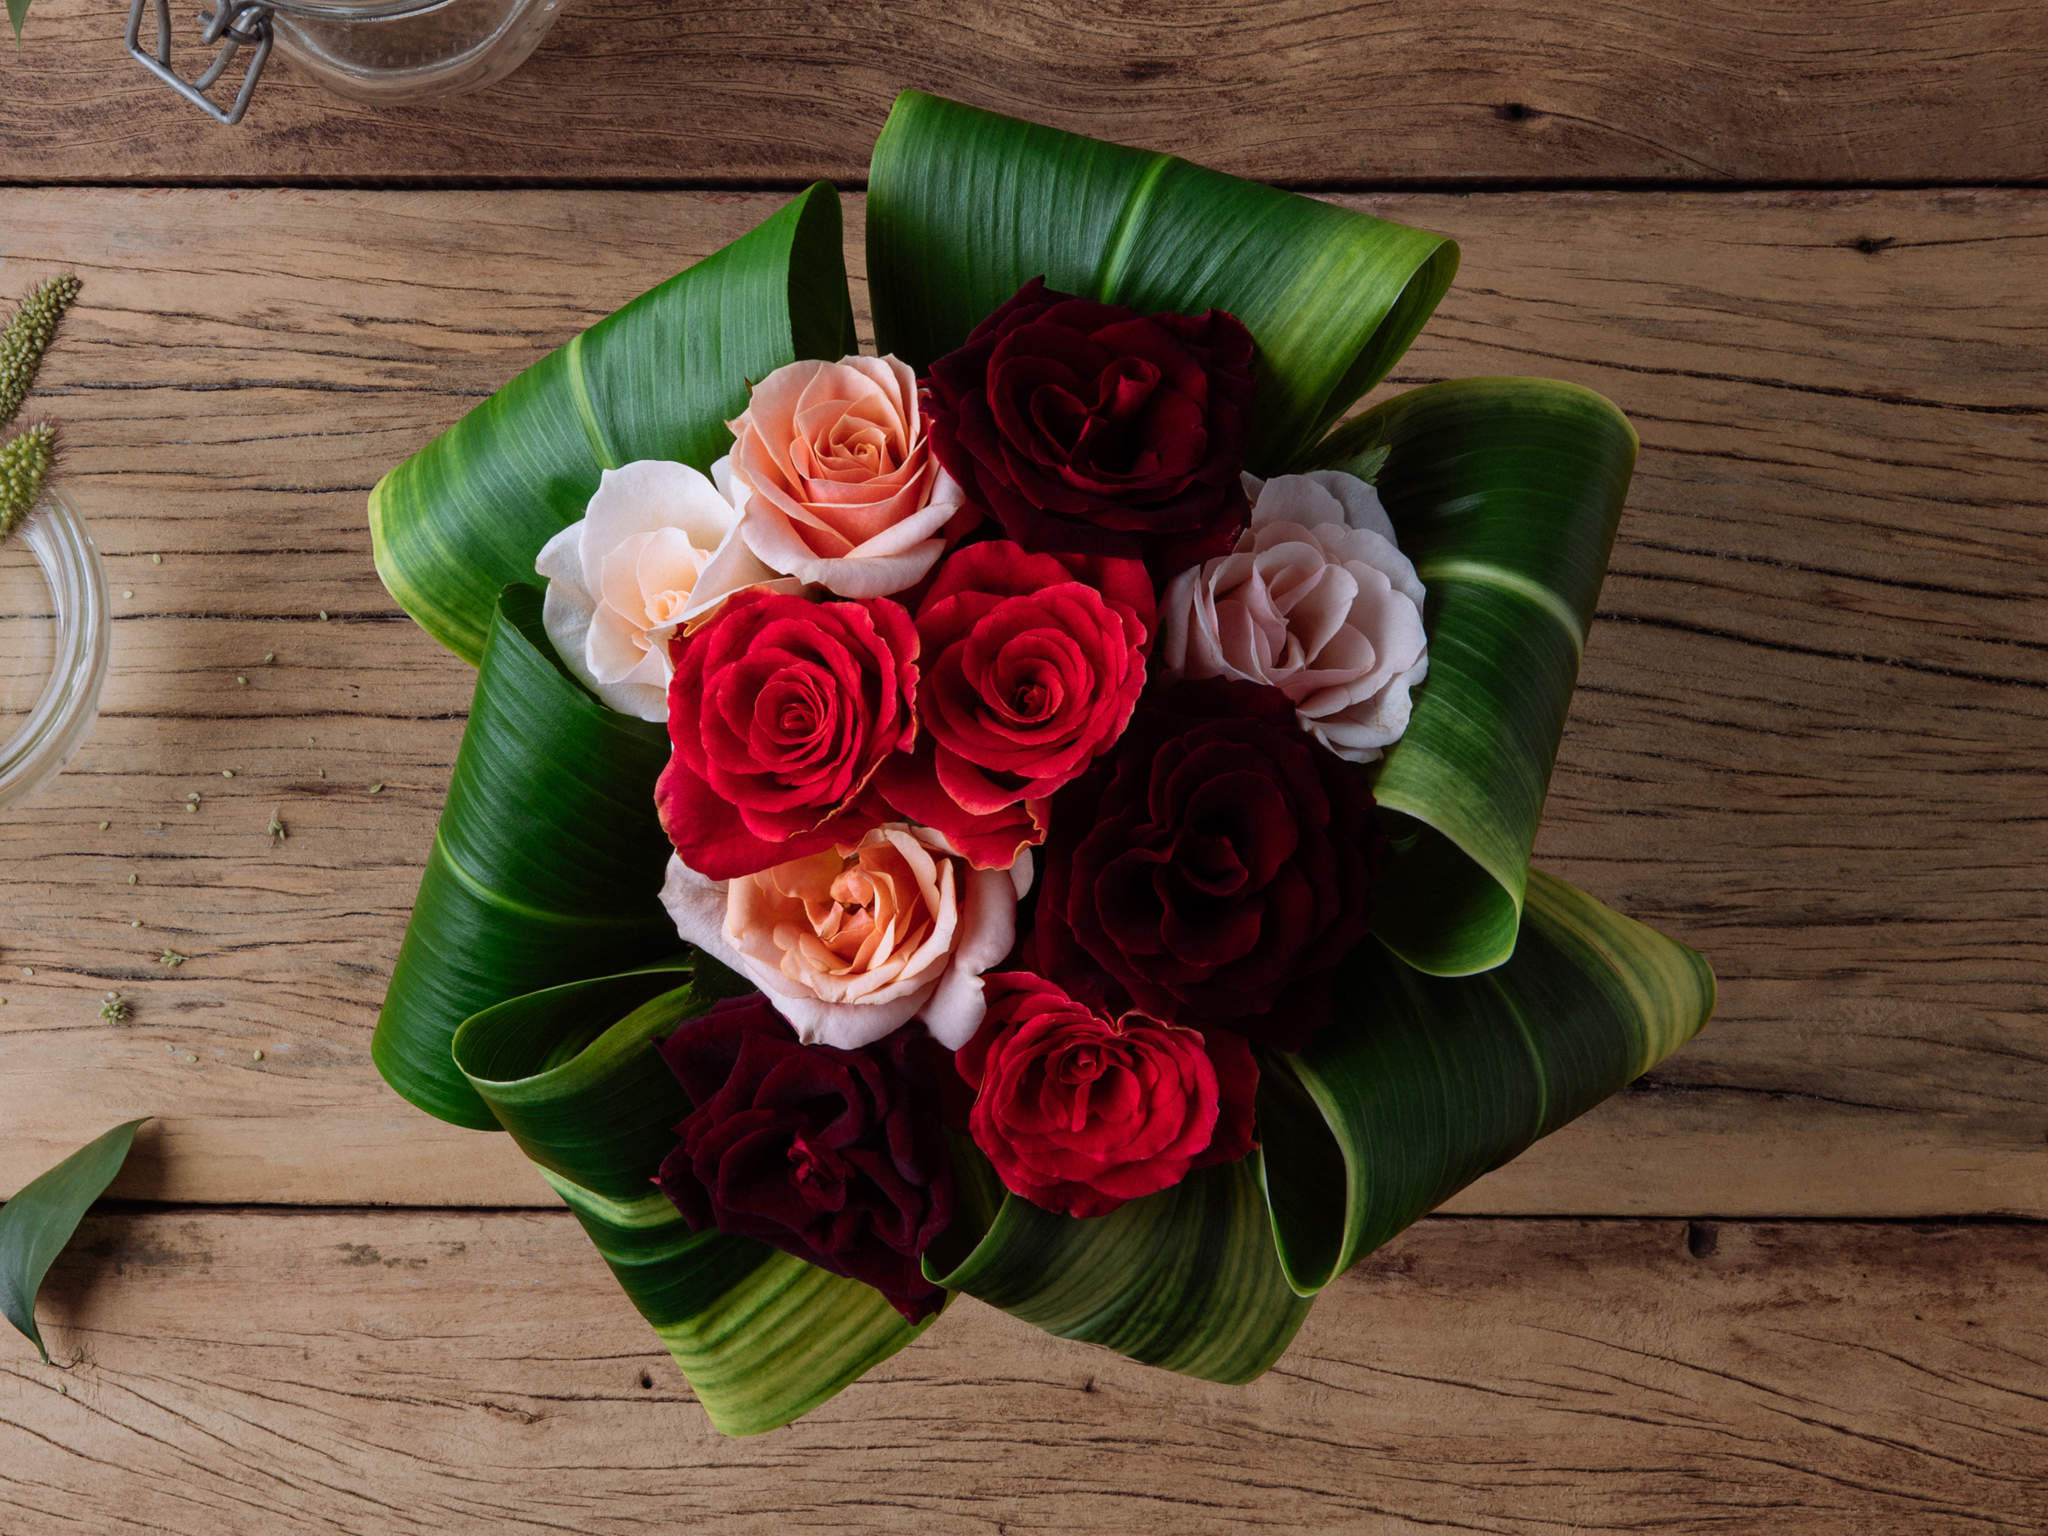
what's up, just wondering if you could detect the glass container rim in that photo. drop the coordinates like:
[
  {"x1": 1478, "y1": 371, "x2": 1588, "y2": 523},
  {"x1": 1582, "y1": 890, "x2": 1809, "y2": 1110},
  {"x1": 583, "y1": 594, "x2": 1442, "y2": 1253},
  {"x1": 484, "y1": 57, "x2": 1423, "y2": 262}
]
[
  {"x1": 0, "y1": 488, "x2": 111, "y2": 809},
  {"x1": 262, "y1": 0, "x2": 458, "y2": 20}
]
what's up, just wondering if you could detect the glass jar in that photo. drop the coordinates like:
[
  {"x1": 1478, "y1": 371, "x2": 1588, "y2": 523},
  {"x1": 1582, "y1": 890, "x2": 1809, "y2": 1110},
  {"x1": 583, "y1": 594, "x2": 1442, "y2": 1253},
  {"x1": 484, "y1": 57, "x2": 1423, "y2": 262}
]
[
  {"x1": 0, "y1": 491, "x2": 112, "y2": 809},
  {"x1": 127, "y1": 0, "x2": 565, "y2": 123}
]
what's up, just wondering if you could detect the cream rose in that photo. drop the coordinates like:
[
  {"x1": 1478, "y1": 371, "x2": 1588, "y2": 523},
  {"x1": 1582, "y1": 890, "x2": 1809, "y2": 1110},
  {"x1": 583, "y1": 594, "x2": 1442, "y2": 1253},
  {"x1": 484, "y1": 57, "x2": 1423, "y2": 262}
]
[
  {"x1": 1159, "y1": 470, "x2": 1428, "y2": 762},
  {"x1": 715, "y1": 355, "x2": 969, "y2": 599},
  {"x1": 660, "y1": 824, "x2": 1031, "y2": 1051},
  {"x1": 535, "y1": 460, "x2": 781, "y2": 721}
]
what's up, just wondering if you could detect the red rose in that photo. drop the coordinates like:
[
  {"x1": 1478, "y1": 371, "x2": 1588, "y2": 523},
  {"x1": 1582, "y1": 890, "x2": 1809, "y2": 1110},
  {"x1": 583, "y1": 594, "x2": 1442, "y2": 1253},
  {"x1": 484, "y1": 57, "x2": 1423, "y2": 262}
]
[
  {"x1": 657, "y1": 587, "x2": 918, "y2": 880},
  {"x1": 1033, "y1": 679, "x2": 1379, "y2": 1051},
  {"x1": 926, "y1": 278, "x2": 1256, "y2": 570},
  {"x1": 878, "y1": 539, "x2": 1153, "y2": 868},
  {"x1": 955, "y1": 971, "x2": 1256, "y2": 1219},
  {"x1": 655, "y1": 993, "x2": 953, "y2": 1322}
]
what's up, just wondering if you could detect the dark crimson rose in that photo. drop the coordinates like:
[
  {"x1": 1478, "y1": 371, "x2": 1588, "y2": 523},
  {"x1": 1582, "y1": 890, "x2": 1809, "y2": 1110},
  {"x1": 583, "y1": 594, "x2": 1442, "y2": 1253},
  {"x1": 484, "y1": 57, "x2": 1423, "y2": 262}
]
[
  {"x1": 925, "y1": 278, "x2": 1256, "y2": 569},
  {"x1": 1034, "y1": 679, "x2": 1379, "y2": 1051},
  {"x1": 878, "y1": 539, "x2": 1154, "y2": 869},
  {"x1": 655, "y1": 993, "x2": 953, "y2": 1322},
  {"x1": 657, "y1": 587, "x2": 918, "y2": 880},
  {"x1": 955, "y1": 971, "x2": 1256, "y2": 1219}
]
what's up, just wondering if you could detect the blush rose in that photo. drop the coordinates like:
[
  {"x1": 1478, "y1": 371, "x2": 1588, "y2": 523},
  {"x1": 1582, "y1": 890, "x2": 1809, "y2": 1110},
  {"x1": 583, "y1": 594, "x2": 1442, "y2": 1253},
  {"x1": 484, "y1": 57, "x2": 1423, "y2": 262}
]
[
  {"x1": 658, "y1": 824, "x2": 1033, "y2": 1051},
  {"x1": 1161, "y1": 471, "x2": 1428, "y2": 762},
  {"x1": 535, "y1": 459, "x2": 782, "y2": 721},
  {"x1": 719, "y1": 355, "x2": 971, "y2": 599}
]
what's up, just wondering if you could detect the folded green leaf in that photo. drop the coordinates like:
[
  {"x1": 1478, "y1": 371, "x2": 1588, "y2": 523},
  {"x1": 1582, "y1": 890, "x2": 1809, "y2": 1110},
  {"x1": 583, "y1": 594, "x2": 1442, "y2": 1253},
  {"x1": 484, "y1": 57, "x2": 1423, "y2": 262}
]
[
  {"x1": 7, "y1": 0, "x2": 28, "y2": 44},
  {"x1": 372, "y1": 583, "x2": 677, "y2": 1129},
  {"x1": 1261, "y1": 871, "x2": 1712, "y2": 1295},
  {"x1": 1311, "y1": 377, "x2": 1639, "y2": 974},
  {"x1": 455, "y1": 961, "x2": 928, "y2": 1436},
  {"x1": 867, "y1": 90, "x2": 1458, "y2": 470},
  {"x1": 2, "y1": 1119, "x2": 147, "y2": 1363},
  {"x1": 928, "y1": 1153, "x2": 1310, "y2": 1384},
  {"x1": 370, "y1": 183, "x2": 857, "y2": 663}
]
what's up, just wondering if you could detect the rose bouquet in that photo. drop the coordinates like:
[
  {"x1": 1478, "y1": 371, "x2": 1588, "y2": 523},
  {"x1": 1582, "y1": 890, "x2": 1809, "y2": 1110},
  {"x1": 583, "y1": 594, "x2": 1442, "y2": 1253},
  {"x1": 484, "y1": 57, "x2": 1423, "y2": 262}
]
[{"x1": 369, "y1": 92, "x2": 1713, "y2": 1436}]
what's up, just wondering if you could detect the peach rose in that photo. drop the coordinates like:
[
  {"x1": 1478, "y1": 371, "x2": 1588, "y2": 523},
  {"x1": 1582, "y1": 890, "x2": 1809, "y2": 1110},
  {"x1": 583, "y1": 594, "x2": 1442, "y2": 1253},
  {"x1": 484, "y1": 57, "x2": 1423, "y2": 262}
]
[
  {"x1": 660, "y1": 824, "x2": 1031, "y2": 1050},
  {"x1": 715, "y1": 355, "x2": 970, "y2": 598},
  {"x1": 536, "y1": 459, "x2": 782, "y2": 721},
  {"x1": 1159, "y1": 470, "x2": 1428, "y2": 762}
]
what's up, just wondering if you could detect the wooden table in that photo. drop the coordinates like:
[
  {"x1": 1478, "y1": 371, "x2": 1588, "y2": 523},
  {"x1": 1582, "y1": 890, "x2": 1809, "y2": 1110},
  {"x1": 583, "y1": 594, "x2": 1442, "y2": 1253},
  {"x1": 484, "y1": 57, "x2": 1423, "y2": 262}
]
[{"x1": 2, "y1": 5, "x2": 2044, "y2": 1531}]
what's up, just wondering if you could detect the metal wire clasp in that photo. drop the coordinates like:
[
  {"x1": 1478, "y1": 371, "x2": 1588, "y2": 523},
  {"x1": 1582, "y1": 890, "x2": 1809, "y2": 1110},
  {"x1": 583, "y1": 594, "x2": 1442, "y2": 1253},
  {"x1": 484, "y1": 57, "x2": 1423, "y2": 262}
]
[{"x1": 126, "y1": 0, "x2": 276, "y2": 126}]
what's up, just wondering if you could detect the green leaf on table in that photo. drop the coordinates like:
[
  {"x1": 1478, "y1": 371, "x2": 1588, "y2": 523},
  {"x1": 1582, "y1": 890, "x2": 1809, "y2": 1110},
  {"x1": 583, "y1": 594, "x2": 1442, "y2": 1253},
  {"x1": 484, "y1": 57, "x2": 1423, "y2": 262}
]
[
  {"x1": 1260, "y1": 871, "x2": 1713, "y2": 1294},
  {"x1": 454, "y1": 960, "x2": 929, "y2": 1436},
  {"x1": 7, "y1": 0, "x2": 29, "y2": 44},
  {"x1": 371, "y1": 583, "x2": 678, "y2": 1130},
  {"x1": 928, "y1": 1153, "x2": 1311, "y2": 1384},
  {"x1": 867, "y1": 90, "x2": 1458, "y2": 471},
  {"x1": 1309, "y1": 377, "x2": 1640, "y2": 975},
  {"x1": 370, "y1": 182, "x2": 857, "y2": 664},
  {"x1": 2, "y1": 1119, "x2": 147, "y2": 1363}
]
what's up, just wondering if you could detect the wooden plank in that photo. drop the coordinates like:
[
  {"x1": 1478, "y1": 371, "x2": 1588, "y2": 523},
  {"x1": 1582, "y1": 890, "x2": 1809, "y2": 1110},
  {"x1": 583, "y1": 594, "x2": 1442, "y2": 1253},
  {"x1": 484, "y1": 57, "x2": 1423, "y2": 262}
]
[
  {"x1": 4, "y1": 1210, "x2": 2045, "y2": 1533},
  {"x1": 1, "y1": 187, "x2": 2044, "y2": 1215},
  {"x1": 3, "y1": 0, "x2": 2047, "y2": 187}
]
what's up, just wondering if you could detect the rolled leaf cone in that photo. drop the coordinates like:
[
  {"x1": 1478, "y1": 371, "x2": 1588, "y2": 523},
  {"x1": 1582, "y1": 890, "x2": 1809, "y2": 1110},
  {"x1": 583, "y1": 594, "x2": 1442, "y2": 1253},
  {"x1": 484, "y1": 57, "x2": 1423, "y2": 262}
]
[
  {"x1": 1313, "y1": 378, "x2": 1642, "y2": 975},
  {"x1": 371, "y1": 585, "x2": 676, "y2": 1129},
  {"x1": 369, "y1": 184, "x2": 856, "y2": 664},
  {"x1": 453, "y1": 960, "x2": 930, "y2": 1436},
  {"x1": 868, "y1": 90, "x2": 1459, "y2": 472}
]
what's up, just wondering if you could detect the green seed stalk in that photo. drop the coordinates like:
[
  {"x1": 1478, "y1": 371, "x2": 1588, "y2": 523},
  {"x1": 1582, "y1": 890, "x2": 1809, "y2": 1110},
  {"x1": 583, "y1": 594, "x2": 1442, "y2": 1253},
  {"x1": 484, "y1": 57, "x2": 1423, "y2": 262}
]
[{"x1": 0, "y1": 274, "x2": 81, "y2": 431}]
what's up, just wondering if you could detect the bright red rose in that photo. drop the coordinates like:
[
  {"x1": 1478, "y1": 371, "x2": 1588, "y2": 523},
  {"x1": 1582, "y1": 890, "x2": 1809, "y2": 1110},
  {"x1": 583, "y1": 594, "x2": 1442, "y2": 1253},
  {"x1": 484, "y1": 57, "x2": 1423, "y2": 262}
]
[
  {"x1": 925, "y1": 279, "x2": 1256, "y2": 570},
  {"x1": 1033, "y1": 679, "x2": 1379, "y2": 1051},
  {"x1": 878, "y1": 539, "x2": 1153, "y2": 869},
  {"x1": 657, "y1": 588, "x2": 918, "y2": 880},
  {"x1": 655, "y1": 993, "x2": 953, "y2": 1322},
  {"x1": 955, "y1": 971, "x2": 1256, "y2": 1219}
]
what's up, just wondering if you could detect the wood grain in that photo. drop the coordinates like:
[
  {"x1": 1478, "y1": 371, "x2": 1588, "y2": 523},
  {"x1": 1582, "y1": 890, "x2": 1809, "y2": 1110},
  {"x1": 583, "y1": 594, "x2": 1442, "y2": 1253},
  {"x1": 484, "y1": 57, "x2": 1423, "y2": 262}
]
[
  {"x1": 3, "y1": 1208, "x2": 2044, "y2": 1534},
  {"x1": 2, "y1": 0, "x2": 2047, "y2": 188},
  {"x1": 1, "y1": 186, "x2": 2044, "y2": 1216}
]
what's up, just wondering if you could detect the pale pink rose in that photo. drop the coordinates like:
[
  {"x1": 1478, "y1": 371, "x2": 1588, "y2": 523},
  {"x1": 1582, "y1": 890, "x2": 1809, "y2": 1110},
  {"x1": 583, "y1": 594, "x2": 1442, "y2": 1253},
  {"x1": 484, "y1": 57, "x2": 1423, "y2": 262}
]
[
  {"x1": 1160, "y1": 470, "x2": 1428, "y2": 763},
  {"x1": 660, "y1": 824, "x2": 1032, "y2": 1051},
  {"x1": 715, "y1": 355, "x2": 969, "y2": 599},
  {"x1": 536, "y1": 459, "x2": 783, "y2": 721}
]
